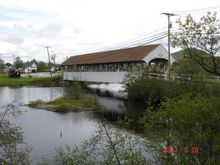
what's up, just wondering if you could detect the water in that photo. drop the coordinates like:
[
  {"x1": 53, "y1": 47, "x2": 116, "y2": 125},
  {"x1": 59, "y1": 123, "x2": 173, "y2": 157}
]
[
  {"x1": 0, "y1": 87, "x2": 97, "y2": 162},
  {"x1": 0, "y1": 87, "x2": 143, "y2": 163}
]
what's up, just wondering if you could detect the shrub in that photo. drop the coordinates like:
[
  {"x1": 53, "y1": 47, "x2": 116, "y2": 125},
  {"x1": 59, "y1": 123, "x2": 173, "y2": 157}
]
[
  {"x1": 141, "y1": 94, "x2": 220, "y2": 164},
  {"x1": 127, "y1": 78, "x2": 183, "y2": 107},
  {"x1": 54, "y1": 102, "x2": 73, "y2": 112}
]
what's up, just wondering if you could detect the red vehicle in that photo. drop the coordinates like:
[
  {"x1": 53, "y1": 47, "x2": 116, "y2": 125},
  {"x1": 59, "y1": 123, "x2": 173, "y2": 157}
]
[{"x1": 8, "y1": 68, "x2": 21, "y2": 78}]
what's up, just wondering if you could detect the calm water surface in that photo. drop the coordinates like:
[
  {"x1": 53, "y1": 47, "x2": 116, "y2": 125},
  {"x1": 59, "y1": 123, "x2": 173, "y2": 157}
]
[{"x1": 0, "y1": 87, "x2": 136, "y2": 163}]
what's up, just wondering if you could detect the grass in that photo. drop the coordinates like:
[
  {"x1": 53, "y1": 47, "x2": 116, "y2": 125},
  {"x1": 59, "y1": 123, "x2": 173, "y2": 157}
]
[
  {"x1": 0, "y1": 74, "x2": 61, "y2": 87},
  {"x1": 29, "y1": 99, "x2": 45, "y2": 106},
  {"x1": 28, "y1": 96, "x2": 100, "y2": 112}
]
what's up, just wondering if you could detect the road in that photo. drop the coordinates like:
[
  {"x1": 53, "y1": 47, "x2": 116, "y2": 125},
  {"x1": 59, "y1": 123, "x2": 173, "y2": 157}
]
[{"x1": 21, "y1": 72, "x2": 62, "y2": 78}]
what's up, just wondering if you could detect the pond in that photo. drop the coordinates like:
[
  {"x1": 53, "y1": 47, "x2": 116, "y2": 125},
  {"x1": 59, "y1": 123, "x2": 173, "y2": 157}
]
[{"x1": 0, "y1": 87, "x2": 145, "y2": 163}]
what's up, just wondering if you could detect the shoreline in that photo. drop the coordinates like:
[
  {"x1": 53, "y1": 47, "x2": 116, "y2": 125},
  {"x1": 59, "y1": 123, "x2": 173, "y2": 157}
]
[
  {"x1": 28, "y1": 96, "x2": 100, "y2": 112},
  {"x1": 29, "y1": 103, "x2": 97, "y2": 112}
]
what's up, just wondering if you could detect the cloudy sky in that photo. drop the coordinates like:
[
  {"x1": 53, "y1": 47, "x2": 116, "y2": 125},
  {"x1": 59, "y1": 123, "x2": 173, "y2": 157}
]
[{"x1": 0, "y1": 0, "x2": 220, "y2": 63}]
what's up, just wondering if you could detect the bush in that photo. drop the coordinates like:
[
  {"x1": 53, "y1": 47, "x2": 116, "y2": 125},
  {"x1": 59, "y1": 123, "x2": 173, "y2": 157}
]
[
  {"x1": 141, "y1": 94, "x2": 220, "y2": 164},
  {"x1": 127, "y1": 78, "x2": 183, "y2": 107},
  {"x1": 54, "y1": 102, "x2": 73, "y2": 112}
]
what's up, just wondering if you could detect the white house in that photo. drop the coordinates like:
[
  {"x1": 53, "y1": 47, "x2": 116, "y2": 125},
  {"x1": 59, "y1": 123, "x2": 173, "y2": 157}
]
[
  {"x1": 61, "y1": 44, "x2": 175, "y2": 83},
  {"x1": 24, "y1": 62, "x2": 37, "y2": 73}
]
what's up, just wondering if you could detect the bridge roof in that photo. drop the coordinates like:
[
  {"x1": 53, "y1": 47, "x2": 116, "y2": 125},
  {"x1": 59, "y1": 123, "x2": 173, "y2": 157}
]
[{"x1": 61, "y1": 44, "x2": 160, "y2": 65}]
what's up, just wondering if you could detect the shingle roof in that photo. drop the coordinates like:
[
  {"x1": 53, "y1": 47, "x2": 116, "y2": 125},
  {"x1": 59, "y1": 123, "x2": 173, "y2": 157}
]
[
  {"x1": 23, "y1": 62, "x2": 36, "y2": 68},
  {"x1": 61, "y1": 44, "x2": 160, "y2": 65}
]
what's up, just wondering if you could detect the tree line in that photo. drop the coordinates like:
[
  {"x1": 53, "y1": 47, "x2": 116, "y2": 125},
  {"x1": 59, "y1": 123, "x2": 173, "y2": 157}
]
[{"x1": 4, "y1": 57, "x2": 57, "y2": 72}]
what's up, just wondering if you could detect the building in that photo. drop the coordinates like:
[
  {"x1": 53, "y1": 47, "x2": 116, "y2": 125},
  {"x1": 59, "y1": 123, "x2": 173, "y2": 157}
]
[
  {"x1": 23, "y1": 62, "x2": 38, "y2": 73},
  {"x1": 61, "y1": 44, "x2": 175, "y2": 83}
]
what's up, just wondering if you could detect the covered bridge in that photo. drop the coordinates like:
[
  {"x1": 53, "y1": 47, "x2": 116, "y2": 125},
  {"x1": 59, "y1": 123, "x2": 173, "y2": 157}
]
[{"x1": 61, "y1": 44, "x2": 174, "y2": 83}]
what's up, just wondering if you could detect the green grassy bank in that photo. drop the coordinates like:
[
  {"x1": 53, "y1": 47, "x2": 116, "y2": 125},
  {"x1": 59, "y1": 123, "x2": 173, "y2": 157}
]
[{"x1": 0, "y1": 74, "x2": 61, "y2": 87}]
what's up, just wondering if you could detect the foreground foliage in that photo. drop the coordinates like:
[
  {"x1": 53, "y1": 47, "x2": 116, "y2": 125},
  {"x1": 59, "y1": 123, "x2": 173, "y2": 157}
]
[
  {"x1": 38, "y1": 124, "x2": 148, "y2": 165},
  {"x1": 0, "y1": 104, "x2": 31, "y2": 164},
  {"x1": 141, "y1": 94, "x2": 220, "y2": 165}
]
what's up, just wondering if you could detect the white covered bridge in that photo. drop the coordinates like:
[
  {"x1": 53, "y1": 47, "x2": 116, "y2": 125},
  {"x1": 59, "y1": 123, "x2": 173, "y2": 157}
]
[{"x1": 61, "y1": 44, "x2": 174, "y2": 83}]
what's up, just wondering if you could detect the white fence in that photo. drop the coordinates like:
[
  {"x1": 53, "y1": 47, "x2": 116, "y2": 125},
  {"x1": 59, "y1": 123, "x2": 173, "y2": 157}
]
[{"x1": 144, "y1": 73, "x2": 220, "y2": 83}]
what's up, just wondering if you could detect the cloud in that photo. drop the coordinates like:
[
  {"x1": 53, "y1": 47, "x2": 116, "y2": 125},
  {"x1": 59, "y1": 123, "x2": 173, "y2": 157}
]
[
  {"x1": 4, "y1": 35, "x2": 24, "y2": 44},
  {"x1": 0, "y1": 5, "x2": 45, "y2": 21},
  {"x1": 35, "y1": 24, "x2": 64, "y2": 38},
  {"x1": 0, "y1": 0, "x2": 220, "y2": 64}
]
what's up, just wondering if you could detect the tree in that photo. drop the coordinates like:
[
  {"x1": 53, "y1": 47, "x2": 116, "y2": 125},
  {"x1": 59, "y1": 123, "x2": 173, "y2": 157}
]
[
  {"x1": 172, "y1": 58, "x2": 211, "y2": 87},
  {"x1": 36, "y1": 61, "x2": 47, "y2": 72},
  {"x1": 31, "y1": 59, "x2": 37, "y2": 64},
  {"x1": 0, "y1": 59, "x2": 4, "y2": 73},
  {"x1": 171, "y1": 12, "x2": 220, "y2": 75},
  {"x1": 5, "y1": 62, "x2": 12, "y2": 67},
  {"x1": 14, "y1": 56, "x2": 24, "y2": 69}
]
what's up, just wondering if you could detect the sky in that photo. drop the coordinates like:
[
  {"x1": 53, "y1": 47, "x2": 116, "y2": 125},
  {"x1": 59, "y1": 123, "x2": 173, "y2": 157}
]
[{"x1": 0, "y1": 0, "x2": 220, "y2": 64}]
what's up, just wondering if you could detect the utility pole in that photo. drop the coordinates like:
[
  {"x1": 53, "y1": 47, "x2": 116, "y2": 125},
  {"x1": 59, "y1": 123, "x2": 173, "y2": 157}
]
[
  {"x1": 0, "y1": 54, "x2": 3, "y2": 73},
  {"x1": 53, "y1": 53, "x2": 56, "y2": 72},
  {"x1": 27, "y1": 60, "x2": 30, "y2": 77},
  {"x1": 44, "y1": 46, "x2": 52, "y2": 77},
  {"x1": 161, "y1": 13, "x2": 177, "y2": 82},
  {"x1": 50, "y1": 51, "x2": 56, "y2": 73},
  {"x1": 12, "y1": 54, "x2": 15, "y2": 68},
  {"x1": 161, "y1": 13, "x2": 178, "y2": 164}
]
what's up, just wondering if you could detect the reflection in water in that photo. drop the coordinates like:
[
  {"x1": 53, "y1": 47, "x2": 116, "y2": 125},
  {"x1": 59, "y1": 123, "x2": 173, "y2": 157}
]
[
  {"x1": 17, "y1": 109, "x2": 97, "y2": 162},
  {"x1": 0, "y1": 87, "x2": 63, "y2": 106},
  {"x1": 98, "y1": 96, "x2": 127, "y2": 113}
]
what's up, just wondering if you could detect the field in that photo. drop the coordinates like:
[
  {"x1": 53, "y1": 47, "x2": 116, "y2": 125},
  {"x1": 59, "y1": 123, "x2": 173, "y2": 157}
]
[{"x1": 0, "y1": 74, "x2": 61, "y2": 87}]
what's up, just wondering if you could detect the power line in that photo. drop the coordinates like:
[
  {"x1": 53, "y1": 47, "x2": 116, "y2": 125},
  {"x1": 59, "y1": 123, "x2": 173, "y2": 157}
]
[
  {"x1": 84, "y1": 29, "x2": 167, "y2": 54},
  {"x1": 111, "y1": 29, "x2": 166, "y2": 47},
  {"x1": 103, "y1": 32, "x2": 167, "y2": 50},
  {"x1": 114, "y1": 6, "x2": 220, "y2": 51},
  {"x1": 74, "y1": 35, "x2": 167, "y2": 64},
  {"x1": 84, "y1": 34, "x2": 166, "y2": 55},
  {"x1": 69, "y1": 6, "x2": 219, "y2": 57},
  {"x1": 100, "y1": 6, "x2": 220, "y2": 54},
  {"x1": 174, "y1": 5, "x2": 220, "y2": 15}
]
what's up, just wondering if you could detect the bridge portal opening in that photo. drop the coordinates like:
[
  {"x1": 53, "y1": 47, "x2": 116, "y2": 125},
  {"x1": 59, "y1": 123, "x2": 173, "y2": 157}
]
[{"x1": 148, "y1": 58, "x2": 168, "y2": 73}]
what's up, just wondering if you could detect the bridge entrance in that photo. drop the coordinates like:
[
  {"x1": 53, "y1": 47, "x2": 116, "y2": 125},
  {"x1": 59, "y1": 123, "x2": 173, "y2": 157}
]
[{"x1": 148, "y1": 58, "x2": 168, "y2": 73}]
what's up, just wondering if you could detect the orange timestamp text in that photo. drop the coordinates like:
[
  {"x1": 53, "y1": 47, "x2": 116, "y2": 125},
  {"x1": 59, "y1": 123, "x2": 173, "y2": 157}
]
[{"x1": 163, "y1": 146, "x2": 202, "y2": 154}]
